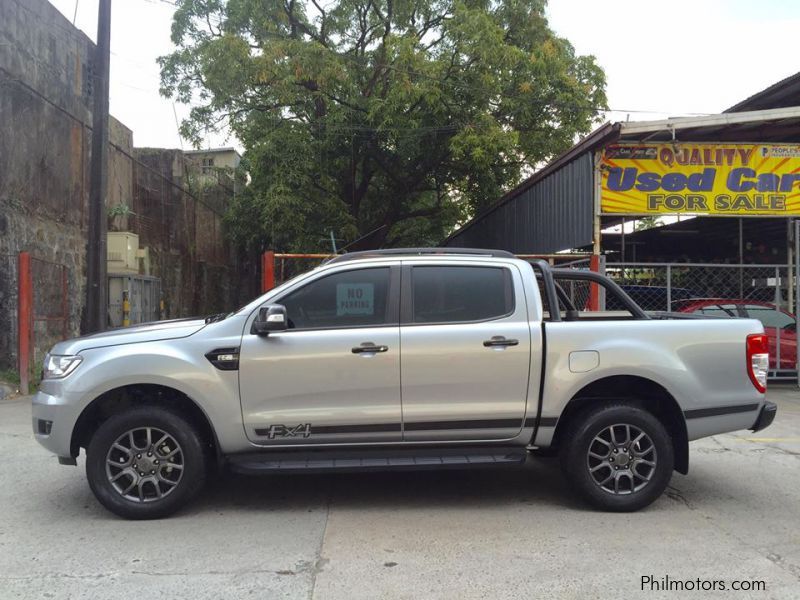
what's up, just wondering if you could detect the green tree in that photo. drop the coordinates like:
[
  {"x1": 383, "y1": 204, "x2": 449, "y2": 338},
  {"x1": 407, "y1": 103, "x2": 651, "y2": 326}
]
[
  {"x1": 160, "y1": 0, "x2": 607, "y2": 251},
  {"x1": 634, "y1": 216, "x2": 663, "y2": 232}
]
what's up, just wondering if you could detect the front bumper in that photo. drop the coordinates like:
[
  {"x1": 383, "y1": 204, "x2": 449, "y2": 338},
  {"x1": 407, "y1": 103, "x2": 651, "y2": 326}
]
[
  {"x1": 750, "y1": 401, "x2": 777, "y2": 433},
  {"x1": 32, "y1": 388, "x2": 82, "y2": 460}
]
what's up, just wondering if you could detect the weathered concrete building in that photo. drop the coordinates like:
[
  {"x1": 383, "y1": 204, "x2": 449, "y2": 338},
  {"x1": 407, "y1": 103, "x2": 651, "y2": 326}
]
[
  {"x1": 1, "y1": 0, "x2": 122, "y2": 367},
  {"x1": 184, "y1": 147, "x2": 242, "y2": 184},
  {"x1": 0, "y1": 0, "x2": 251, "y2": 372}
]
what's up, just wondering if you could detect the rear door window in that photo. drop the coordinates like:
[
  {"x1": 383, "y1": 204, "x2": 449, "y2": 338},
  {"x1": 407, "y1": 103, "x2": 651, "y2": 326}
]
[{"x1": 410, "y1": 266, "x2": 514, "y2": 324}]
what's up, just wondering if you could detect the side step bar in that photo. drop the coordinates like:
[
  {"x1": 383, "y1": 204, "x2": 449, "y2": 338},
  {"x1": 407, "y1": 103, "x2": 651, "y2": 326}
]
[{"x1": 228, "y1": 447, "x2": 528, "y2": 475}]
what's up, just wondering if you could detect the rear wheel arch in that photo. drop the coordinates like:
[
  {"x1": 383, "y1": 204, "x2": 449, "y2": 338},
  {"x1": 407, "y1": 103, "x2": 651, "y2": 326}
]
[
  {"x1": 549, "y1": 375, "x2": 689, "y2": 474},
  {"x1": 71, "y1": 384, "x2": 219, "y2": 463}
]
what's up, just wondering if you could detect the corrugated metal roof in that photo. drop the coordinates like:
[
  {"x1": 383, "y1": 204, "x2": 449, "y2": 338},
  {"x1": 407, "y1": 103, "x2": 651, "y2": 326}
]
[
  {"x1": 616, "y1": 106, "x2": 800, "y2": 141},
  {"x1": 725, "y1": 71, "x2": 800, "y2": 113},
  {"x1": 443, "y1": 152, "x2": 595, "y2": 253},
  {"x1": 441, "y1": 122, "x2": 620, "y2": 249}
]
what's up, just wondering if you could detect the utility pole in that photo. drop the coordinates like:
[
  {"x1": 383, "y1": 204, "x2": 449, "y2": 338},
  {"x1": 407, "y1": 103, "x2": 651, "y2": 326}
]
[{"x1": 85, "y1": 0, "x2": 111, "y2": 333}]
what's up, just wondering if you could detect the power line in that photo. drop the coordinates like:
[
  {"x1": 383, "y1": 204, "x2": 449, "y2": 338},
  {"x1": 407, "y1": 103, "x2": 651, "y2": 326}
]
[
  {"x1": 158, "y1": 24, "x2": 711, "y2": 118},
  {"x1": 10, "y1": 0, "x2": 716, "y2": 149},
  {"x1": 172, "y1": 102, "x2": 185, "y2": 152},
  {"x1": 0, "y1": 72, "x2": 224, "y2": 218},
  {"x1": 12, "y1": 0, "x2": 712, "y2": 126},
  {"x1": 142, "y1": 0, "x2": 699, "y2": 114}
]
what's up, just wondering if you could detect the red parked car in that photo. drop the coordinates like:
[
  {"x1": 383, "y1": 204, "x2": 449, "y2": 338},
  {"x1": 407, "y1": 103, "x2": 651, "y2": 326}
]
[{"x1": 673, "y1": 299, "x2": 796, "y2": 370}]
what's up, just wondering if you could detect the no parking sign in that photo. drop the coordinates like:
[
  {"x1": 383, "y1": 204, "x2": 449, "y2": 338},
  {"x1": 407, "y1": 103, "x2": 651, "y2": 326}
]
[{"x1": 336, "y1": 283, "x2": 374, "y2": 316}]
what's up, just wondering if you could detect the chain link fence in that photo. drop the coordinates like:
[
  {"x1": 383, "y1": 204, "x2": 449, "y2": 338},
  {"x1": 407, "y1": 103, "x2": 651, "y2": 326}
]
[
  {"x1": 0, "y1": 253, "x2": 19, "y2": 373},
  {"x1": 29, "y1": 256, "x2": 69, "y2": 368},
  {"x1": 0, "y1": 253, "x2": 70, "y2": 392},
  {"x1": 546, "y1": 256, "x2": 598, "y2": 311}
]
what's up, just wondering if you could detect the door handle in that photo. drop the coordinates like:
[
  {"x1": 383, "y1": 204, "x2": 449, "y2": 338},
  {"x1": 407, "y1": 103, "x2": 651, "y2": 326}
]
[
  {"x1": 483, "y1": 336, "x2": 519, "y2": 348},
  {"x1": 352, "y1": 342, "x2": 389, "y2": 354}
]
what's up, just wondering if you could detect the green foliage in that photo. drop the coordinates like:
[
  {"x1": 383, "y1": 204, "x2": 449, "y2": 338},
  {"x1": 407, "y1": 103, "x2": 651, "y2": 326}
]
[
  {"x1": 161, "y1": 0, "x2": 607, "y2": 251},
  {"x1": 0, "y1": 369, "x2": 20, "y2": 385},
  {"x1": 107, "y1": 203, "x2": 135, "y2": 232},
  {"x1": 634, "y1": 216, "x2": 663, "y2": 232}
]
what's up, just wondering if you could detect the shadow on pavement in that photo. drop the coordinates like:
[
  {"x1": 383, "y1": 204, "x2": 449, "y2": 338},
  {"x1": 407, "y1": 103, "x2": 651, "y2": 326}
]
[{"x1": 187, "y1": 458, "x2": 581, "y2": 515}]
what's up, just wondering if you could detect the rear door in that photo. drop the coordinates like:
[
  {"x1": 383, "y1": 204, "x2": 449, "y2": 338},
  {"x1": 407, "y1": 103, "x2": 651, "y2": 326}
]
[{"x1": 399, "y1": 262, "x2": 532, "y2": 441}]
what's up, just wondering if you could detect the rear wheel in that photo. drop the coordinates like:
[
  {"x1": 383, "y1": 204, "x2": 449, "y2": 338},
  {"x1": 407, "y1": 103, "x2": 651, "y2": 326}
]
[
  {"x1": 560, "y1": 403, "x2": 673, "y2": 512},
  {"x1": 86, "y1": 407, "x2": 207, "y2": 519}
]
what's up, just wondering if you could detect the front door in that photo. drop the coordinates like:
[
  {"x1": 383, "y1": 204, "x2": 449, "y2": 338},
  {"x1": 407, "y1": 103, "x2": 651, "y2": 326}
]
[
  {"x1": 400, "y1": 263, "x2": 532, "y2": 441},
  {"x1": 238, "y1": 265, "x2": 402, "y2": 445}
]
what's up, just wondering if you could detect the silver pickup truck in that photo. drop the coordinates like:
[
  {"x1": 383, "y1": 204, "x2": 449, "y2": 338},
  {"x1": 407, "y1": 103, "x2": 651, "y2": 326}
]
[{"x1": 32, "y1": 249, "x2": 777, "y2": 519}]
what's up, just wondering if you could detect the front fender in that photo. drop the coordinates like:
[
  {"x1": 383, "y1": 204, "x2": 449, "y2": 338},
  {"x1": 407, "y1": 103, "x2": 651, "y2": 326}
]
[{"x1": 47, "y1": 338, "x2": 250, "y2": 456}]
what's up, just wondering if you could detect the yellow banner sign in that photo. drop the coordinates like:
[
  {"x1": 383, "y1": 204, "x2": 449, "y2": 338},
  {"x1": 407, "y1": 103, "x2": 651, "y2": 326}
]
[{"x1": 600, "y1": 143, "x2": 800, "y2": 215}]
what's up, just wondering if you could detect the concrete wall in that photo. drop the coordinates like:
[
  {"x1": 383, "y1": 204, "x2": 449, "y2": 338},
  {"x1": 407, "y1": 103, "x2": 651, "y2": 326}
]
[
  {"x1": 0, "y1": 0, "x2": 95, "y2": 369},
  {"x1": 0, "y1": 0, "x2": 250, "y2": 372}
]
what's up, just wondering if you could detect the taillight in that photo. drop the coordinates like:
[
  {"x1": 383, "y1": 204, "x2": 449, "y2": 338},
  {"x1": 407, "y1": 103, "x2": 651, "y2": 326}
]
[{"x1": 746, "y1": 333, "x2": 769, "y2": 393}]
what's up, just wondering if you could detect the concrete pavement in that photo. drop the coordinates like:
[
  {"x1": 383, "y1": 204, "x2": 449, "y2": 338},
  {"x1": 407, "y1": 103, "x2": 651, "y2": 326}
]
[{"x1": 1, "y1": 388, "x2": 799, "y2": 599}]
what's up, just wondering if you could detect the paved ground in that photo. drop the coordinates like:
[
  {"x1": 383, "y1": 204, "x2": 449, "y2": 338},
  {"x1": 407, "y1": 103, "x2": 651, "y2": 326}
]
[{"x1": 1, "y1": 389, "x2": 799, "y2": 599}]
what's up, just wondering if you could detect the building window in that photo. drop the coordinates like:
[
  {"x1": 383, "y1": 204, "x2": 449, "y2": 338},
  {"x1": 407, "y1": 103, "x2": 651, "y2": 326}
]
[{"x1": 201, "y1": 157, "x2": 214, "y2": 174}]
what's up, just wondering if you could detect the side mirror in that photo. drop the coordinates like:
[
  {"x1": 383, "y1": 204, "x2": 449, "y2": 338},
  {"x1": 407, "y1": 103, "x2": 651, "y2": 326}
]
[{"x1": 253, "y1": 304, "x2": 288, "y2": 335}]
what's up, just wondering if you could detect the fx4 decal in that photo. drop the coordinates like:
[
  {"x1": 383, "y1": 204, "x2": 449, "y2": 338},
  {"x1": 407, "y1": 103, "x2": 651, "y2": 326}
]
[{"x1": 264, "y1": 424, "x2": 312, "y2": 439}]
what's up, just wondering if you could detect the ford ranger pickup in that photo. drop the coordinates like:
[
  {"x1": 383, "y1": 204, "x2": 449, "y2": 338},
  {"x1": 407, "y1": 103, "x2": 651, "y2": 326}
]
[{"x1": 32, "y1": 249, "x2": 777, "y2": 519}]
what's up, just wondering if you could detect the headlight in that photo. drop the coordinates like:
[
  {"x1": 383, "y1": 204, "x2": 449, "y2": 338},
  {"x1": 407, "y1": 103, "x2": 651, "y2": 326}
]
[{"x1": 42, "y1": 354, "x2": 83, "y2": 380}]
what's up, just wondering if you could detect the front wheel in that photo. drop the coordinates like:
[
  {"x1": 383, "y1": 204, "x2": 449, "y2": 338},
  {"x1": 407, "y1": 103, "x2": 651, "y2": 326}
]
[
  {"x1": 86, "y1": 407, "x2": 207, "y2": 519},
  {"x1": 560, "y1": 404, "x2": 674, "y2": 512}
]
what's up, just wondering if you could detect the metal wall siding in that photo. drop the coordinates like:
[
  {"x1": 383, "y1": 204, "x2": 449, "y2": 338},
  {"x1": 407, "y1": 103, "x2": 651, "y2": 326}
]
[{"x1": 446, "y1": 152, "x2": 594, "y2": 254}]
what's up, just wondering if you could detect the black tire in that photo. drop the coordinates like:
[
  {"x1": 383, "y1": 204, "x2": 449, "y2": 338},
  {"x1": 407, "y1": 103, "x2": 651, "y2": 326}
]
[
  {"x1": 86, "y1": 406, "x2": 207, "y2": 519},
  {"x1": 559, "y1": 403, "x2": 673, "y2": 512}
]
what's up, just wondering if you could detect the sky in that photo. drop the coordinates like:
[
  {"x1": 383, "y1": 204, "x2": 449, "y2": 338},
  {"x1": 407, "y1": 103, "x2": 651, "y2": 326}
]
[{"x1": 50, "y1": 0, "x2": 800, "y2": 152}]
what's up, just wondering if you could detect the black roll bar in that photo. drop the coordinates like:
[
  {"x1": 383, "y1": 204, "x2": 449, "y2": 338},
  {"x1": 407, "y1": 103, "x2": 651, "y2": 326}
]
[{"x1": 527, "y1": 259, "x2": 650, "y2": 320}]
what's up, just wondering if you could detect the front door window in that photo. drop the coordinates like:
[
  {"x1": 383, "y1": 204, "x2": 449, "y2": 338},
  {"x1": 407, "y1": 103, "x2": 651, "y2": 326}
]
[{"x1": 281, "y1": 267, "x2": 392, "y2": 329}]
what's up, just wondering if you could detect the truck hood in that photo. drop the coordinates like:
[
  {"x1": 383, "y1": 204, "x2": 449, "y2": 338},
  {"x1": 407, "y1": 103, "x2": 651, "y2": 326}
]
[{"x1": 50, "y1": 318, "x2": 208, "y2": 354}]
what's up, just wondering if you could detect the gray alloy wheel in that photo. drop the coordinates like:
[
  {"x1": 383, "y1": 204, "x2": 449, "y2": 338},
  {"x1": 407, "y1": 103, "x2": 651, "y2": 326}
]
[
  {"x1": 86, "y1": 406, "x2": 207, "y2": 519},
  {"x1": 105, "y1": 427, "x2": 185, "y2": 503},
  {"x1": 559, "y1": 403, "x2": 673, "y2": 512},
  {"x1": 586, "y1": 423, "x2": 657, "y2": 495}
]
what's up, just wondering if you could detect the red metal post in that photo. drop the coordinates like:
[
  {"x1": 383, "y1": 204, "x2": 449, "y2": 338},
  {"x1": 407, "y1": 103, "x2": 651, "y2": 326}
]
[
  {"x1": 17, "y1": 252, "x2": 32, "y2": 395},
  {"x1": 588, "y1": 254, "x2": 601, "y2": 311},
  {"x1": 261, "y1": 250, "x2": 275, "y2": 293}
]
